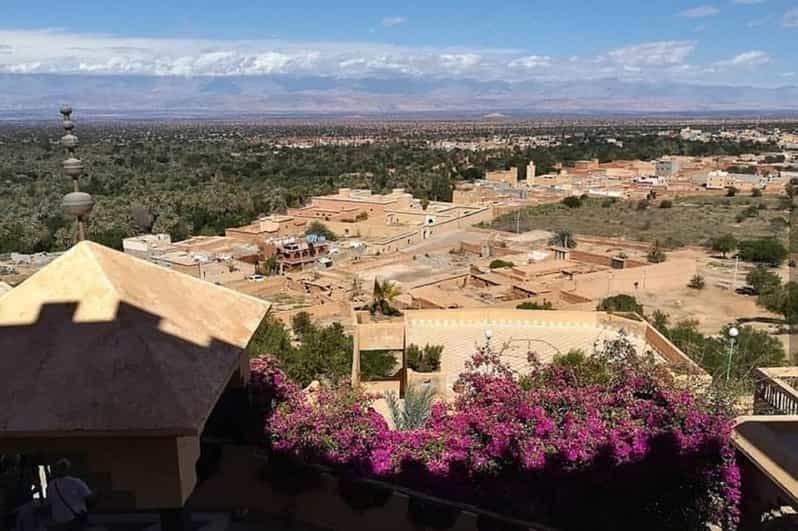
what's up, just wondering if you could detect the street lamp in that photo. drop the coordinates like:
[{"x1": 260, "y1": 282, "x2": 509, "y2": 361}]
[{"x1": 726, "y1": 326, "x2": 739, "y2": 381}]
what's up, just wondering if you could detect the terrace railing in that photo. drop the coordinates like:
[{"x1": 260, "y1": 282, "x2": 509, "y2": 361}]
[{"x1": 753, "y1": 367, "x2": 798, "y2": 415}]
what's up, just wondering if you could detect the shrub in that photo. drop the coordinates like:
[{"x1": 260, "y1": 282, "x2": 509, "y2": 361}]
[
  {"x1": 386, "y1": 384, "x2": 436, "y2": 431},
  {"x1": 736, "y1": 205, "x2": 759, "y2": 222},
  {"x1": 751, "y1": 188, "x2": 762, "y2": 197},
  {"x1": 407, "y1": 344, "x2": 443, "y2": 372},
  {"x1": 561, "y1": 195, "x2": 582, "y2": 208},
  {"x1": 516, "y1": 300, "x2": 554, "y2": 310},
  {"x1": 636, "y1": 199, "x2": 649, "y2": 211},
  {"x1": 688, "y1": 274, "x2": 705, "y2": 290},
  {"x1": 264, "y1": 344, "x2": 741, "y2": 530},
  {"x1": 659, "y1": 199, "x2": 673, "y2": 209},
  {"x1": 489, "y1": 259, "x2": 514, "y2": 269},
  {"x1": 726, "y1": 186, "x2": 738, "y2": 197},
  {"x1": 647, "y1": 240, "x2": 666, "y2": 263}
]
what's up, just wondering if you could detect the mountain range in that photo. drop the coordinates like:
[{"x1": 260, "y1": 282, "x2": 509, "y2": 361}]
[{"x1": 1, "y1": 74, "x2": 797, "y2": 119}]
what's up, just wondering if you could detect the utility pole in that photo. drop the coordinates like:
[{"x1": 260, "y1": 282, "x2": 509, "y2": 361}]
[{"x1": 726, "y1": 327, "x2": 739, "y2": 381}]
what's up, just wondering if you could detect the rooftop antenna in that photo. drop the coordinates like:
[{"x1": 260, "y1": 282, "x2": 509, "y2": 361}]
[{"x1": 59, "y1": 105, "x2": 94, "y2": 242}]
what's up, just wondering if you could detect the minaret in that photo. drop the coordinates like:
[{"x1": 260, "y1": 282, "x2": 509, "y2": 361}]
[{"x1": 59, "y1": 105, "x2": 94, "y2": 242}]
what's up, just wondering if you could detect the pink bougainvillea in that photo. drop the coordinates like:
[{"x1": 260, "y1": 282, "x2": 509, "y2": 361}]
[{"x1": 250, "y1": 347, "x2": 741, "y2": 530}]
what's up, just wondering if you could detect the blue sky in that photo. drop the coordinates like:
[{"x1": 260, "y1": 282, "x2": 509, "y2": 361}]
[{"x1": 1, "y1": 1, "x2": 796, "y2": 86}]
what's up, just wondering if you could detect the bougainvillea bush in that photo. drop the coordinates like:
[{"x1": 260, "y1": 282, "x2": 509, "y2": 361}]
[{"x1": 250, "y1": 336, "x2": 740, "y2": 531}]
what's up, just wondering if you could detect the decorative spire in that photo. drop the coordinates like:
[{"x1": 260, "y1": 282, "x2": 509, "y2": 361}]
[{"x1": 59, "y1": 105, "x2": 94, "y2": 242}]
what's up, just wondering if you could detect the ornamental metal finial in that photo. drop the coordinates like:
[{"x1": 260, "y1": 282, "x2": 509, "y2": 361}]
[{"x1": 59, "y1": 105, "x2": 93, "y2": 242}]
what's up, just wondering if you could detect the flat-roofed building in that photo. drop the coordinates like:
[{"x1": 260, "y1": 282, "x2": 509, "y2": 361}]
[
  {"x1": 225, "y1": 214, "x2": 306, "y2": 244},
  {"x1": 122, "y1": 233, "x2": 172, "y2": 259},
  {"x1": 288, "y1": 188, "x2": 414, "y2": 221},
  {"x1": 656, "y1": 159, "x2": 681, "y2": 178},
  {"x1": 706, "y1": 170, "x2": 730, "y2": 190},
  {"x1": 486, "y1": 168, "x2": 519, "y2": 188}
]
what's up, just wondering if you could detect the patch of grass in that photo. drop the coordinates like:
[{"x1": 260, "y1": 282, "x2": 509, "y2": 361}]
[{"x1": 490, "y1": 196, "x2": 789, "y2": 247}]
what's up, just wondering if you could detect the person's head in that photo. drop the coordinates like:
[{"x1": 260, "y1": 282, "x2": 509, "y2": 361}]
[{"x1": 53, "y1": 458, "x2": 71, "y2": 478}]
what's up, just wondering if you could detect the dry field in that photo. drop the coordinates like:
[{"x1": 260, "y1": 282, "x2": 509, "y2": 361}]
[{"x1": 491, "y1": 195, "x2": 790, "y2": 248}]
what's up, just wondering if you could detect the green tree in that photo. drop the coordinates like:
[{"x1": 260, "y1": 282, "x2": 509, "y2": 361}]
[
  {"x1": 246, "y1": 314, "x2": 293, "y2": 359},
  {"x1": 659, "y1": 200, "x2": 673, "y2": 209},
  {"x1": 711, "y1": 234, "x2": 737, "y2": 258},
  {"x1": 713, "y1": 324, "x2": 785, "y2": 381},
  {"x1": 258, "y1": 255, "x2": 279, "y2": 276},
  {"x1": 647, "y1": 240, "x2": 667, "y2": 263},
  {"x1": 561, "y1": 196, "x2": 582, "y2": 208},
  {"x1": 291, "y1": 311, "x2": 314, "y2": 338},
  {"x1": 370, "y1": 279, "x2": 402, "y2": 316},
  {"x1": 649, "y1": 309, "x2": 670, "y2": 334},
  {"x1": 737, "y1": 238, "x2": 788, "y2": 266},
  {"x1": 657, "y1": 318, "x2": 785, "y2": 383},
  {"x1": 758, "y1": 281, "x2": 798, "y2": 326},
  {"x1": 549, "y1": 229, "x2": 577, "y2": 248},
  {"x1": 247, "y1": 313, "x2": 359, "y2": 387},
  {"x1": 746, "y1": 265, "x2": 781, "y2": 294},
  {"x1": 305, "y1": 220, "x2": 337, "y2": 241},
  {"x1": 597, "y1": 294, "x2": 644, "y2": 315}
]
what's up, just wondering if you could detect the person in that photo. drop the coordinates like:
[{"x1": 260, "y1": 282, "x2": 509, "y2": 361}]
[{"x1": 45, "y1": 460, "x2": 93, "y2": 531}]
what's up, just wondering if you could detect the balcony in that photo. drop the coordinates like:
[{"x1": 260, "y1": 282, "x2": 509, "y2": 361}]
[{"x1": 754, "y1": 367, "x2": 798, "y2": 416}]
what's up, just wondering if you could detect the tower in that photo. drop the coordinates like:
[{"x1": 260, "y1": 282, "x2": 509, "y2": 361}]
[{"x1": 59, "y1": 105, "x2": 94, "y2": 242}]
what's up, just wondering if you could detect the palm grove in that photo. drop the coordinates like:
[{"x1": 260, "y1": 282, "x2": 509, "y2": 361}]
[{"x1": 0, "y1": 121, "x2": 785, "y2": 253}]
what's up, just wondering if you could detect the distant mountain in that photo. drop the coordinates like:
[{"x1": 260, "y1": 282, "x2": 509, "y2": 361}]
[{"x1": 1, "y1": 74, "x2": 797, "y2": 118}]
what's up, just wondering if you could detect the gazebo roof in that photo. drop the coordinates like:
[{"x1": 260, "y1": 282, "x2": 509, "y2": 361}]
[{"x1": 0, "y1": 241, "x2": 269, "y2": 437}]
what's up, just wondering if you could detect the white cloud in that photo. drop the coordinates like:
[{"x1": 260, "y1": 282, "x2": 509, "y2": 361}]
[
  {"x1": 732, "y1": 0, "x2": 766, "y2": 4},
  {"x1": 381, "y1": 16, "x2": 406, "y2": 27},
  {"x1": 747, "y1": 16, "x2": 772, "y2": 27},
  {"x1": 507, "y1": 55, "x2": 552, "y2": 69},
  {"x1": 782, "y1": 72, "x2": 796, "y2": 78},
  {"x1": 678, "y1": 5, "x2": 721, "y2": 17},
  {"x1": 606, "y1": 41, "x2": 696, "y2": 66},
  {"x1": 715, "y1": 50, "x2": 771, "y2": 67},
  {"x1": 784, "y1": 8, "x2": 798, "y2": 27},
  {"x1": 0, "y1": 28, "x2": 781, "y2": 86}
]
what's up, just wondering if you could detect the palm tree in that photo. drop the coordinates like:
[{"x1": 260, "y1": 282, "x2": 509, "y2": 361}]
[
  {"x1": 549, "y1": 229, "x2": 576, "y2": 248},
  {"x1": 371, "y1": 279, "x2": 401, "y2": 315},
  {"x1": 385, "y1": 384, "x2": 435, "y2": 430}
]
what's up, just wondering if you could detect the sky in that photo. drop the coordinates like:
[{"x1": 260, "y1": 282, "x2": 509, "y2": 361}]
[{"x1": 0, "y1": 1, "x2": 797, "y2": 87}]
